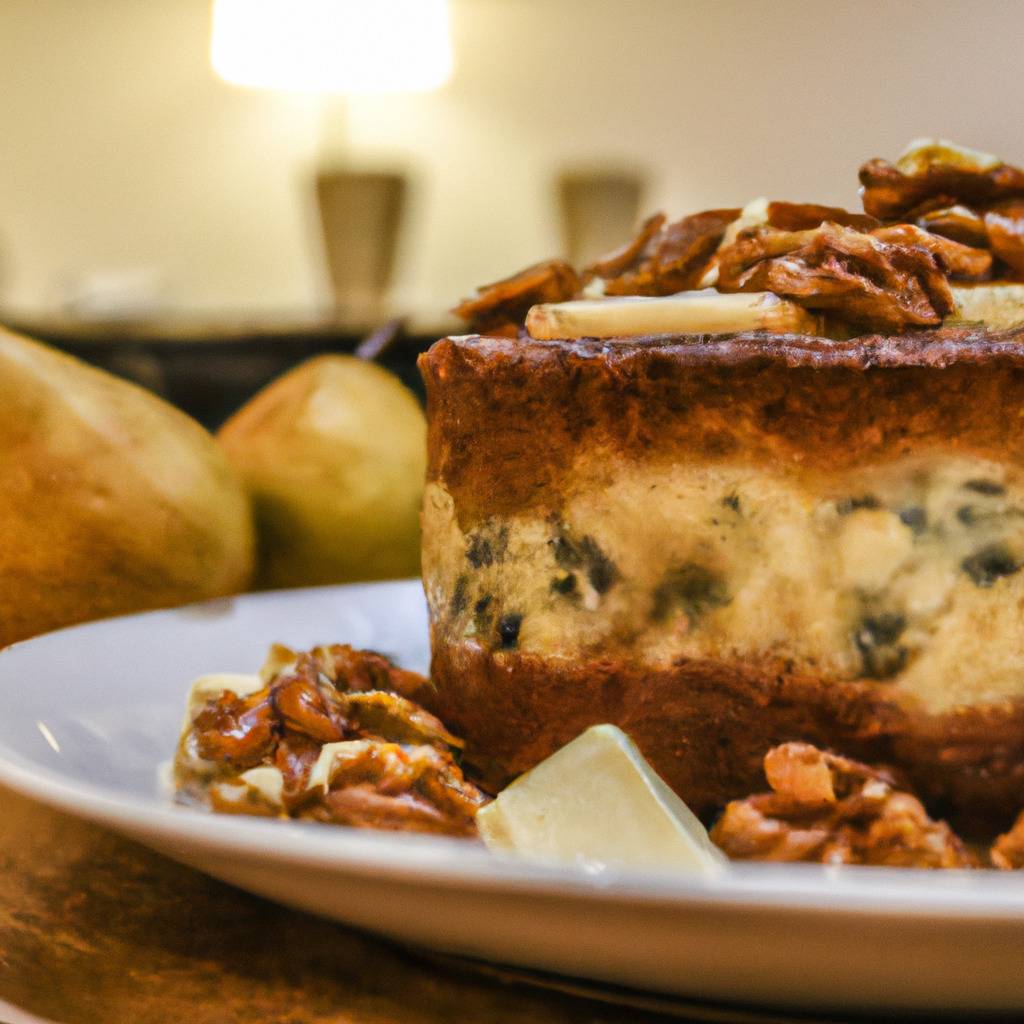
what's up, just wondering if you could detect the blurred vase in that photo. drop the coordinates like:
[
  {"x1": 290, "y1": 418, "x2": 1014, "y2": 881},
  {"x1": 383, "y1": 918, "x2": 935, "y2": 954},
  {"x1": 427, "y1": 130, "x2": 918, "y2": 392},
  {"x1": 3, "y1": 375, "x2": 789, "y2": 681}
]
[
  {"x1": 557, "y1": 170, "x2": 646, "y2": 267},
  {"x1": 315, "y1": 169, "x2": 407, "y2": 322}
]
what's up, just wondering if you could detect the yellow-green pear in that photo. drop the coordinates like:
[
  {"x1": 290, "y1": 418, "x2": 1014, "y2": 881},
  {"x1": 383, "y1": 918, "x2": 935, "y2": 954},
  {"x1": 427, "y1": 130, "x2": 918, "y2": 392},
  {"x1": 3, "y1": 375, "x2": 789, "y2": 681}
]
[
  {"x1": 0, "y1": 328, "x2": 255, "y2": 646},
  {"x1": 217, "y1": 355, "x2": 426, "y2": 588}
]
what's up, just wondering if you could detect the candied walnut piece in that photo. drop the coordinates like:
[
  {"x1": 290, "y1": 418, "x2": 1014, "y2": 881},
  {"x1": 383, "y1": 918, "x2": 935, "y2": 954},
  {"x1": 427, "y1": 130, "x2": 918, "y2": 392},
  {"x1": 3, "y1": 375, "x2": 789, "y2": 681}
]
[
  {"x1": 871, "y1": 223, "x2": 992, "y2": 280},
  {"x1": 343, "y1": 690, "x2": 463, "y2": 750},
  {"x1": 271, "y1": 661, "x2": 347, "y2": 743},
  {"x1": 274, "y1": 732, "x2": 323, "y2": 808},
  {"x1": 587, "y1": 208, "x2": 740, "y2": 296},
  {"x1": 717, "y1": 222, "x2": 954, "y2": 332},
  {"x1": 262, "y1": 642, "x2": 429, "y2": 700},
  {"x1": 586, "y1": 212, "x2": 666, "y2": 279},
  {"x1": 312, "y1": 643, "x2": 431, "y2": 700},
  {"x1": 991, "y1": 811, "x2": 1024, "y2": 869},
  {"x1": 453, "y1": 259, "x2": 581, "y2": 336},
  {"x1": 764, "y1": 742, "x2": 836, "y2": 805},
  {"x1": 860, "y1": 153, "x2": 1024, "y2": 221},
  {"x1": 177, "y1": 642, "x2": 487, "y2": 836},
  {"x1": 192, "y1": 688, "x2": 277, "y2": 770},
  {"x1": 859, "y1": 792, "x2": 976, "y2": 869},
  {"x1": 710, "y1": 796, "x2": 835, "y2": 861},
  {"x1": 917, "y1": 205, "x2": 990, "y2": 249},
  {"x1": 321, "y1": 786, "x2": 460, "y2": 834},
  {"x1": 766, "y1": 201, "x2": 879, "y2": 232},
  {"x1": 305, "y1": 740, "x2": 487, "y2": 837},
  {"x1": 984, "y1": 199, "x2": 1024, "y2": 277},
  {"x1": 711, "y1": 742, "x2": 975, "y2": 868}
]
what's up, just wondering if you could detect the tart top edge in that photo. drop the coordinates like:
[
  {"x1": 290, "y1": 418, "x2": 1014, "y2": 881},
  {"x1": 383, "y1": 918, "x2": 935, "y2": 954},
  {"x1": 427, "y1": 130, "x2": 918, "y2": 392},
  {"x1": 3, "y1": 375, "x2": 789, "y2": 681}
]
[{"x1": 426, "y1": 323, "x2": 1024, "y2": 371}]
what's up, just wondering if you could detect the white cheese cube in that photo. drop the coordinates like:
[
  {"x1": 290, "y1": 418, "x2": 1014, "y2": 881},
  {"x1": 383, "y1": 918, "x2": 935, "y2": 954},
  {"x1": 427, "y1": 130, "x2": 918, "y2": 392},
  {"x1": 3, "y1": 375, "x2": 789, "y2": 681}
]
[
  {"x1": 238, "y1": 766, "x2": 285, "y2": 807},
  {"x1": 477, "y1": 724, "x2": 726, "y2": 874}
]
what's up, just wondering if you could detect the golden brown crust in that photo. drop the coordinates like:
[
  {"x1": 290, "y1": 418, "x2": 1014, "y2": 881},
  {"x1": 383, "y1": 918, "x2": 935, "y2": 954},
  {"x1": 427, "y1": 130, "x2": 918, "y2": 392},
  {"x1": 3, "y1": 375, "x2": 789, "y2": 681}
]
[
  {"x1": 427, "y1": 639, "x2": 1024, "y2": 836},
  {"x1": 420, "y1": 327, "x2": 1024, "y2": 529}
]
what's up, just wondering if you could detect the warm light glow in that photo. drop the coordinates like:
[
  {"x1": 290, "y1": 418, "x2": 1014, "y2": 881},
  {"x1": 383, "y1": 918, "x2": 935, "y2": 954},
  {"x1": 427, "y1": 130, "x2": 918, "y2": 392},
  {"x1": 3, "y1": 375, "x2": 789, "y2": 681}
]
[{"x1": 210, "y1": 0, "x2": 453, "y2": 93}]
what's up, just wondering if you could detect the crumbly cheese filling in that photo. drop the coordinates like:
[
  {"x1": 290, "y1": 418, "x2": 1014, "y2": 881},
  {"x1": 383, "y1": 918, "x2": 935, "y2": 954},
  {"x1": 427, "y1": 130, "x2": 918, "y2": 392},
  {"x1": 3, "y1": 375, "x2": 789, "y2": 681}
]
[{"x1": 423, "y1": 454, "x2": 1024, "y2": 715}]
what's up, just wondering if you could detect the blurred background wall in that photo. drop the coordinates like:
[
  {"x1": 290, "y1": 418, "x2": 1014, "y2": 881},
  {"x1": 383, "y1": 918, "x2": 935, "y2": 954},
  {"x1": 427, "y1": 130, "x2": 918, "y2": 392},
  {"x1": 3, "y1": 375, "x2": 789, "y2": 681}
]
[{"x1": 0, "y1": 0, "x2": 1022, "y2": 325}]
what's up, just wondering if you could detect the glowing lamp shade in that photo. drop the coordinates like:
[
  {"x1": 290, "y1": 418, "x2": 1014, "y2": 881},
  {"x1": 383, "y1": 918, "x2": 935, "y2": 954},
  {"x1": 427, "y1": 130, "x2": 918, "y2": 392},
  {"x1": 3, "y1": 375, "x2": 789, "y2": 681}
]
[{"x1": 210, "y1": 0, "x2": 453, "y2": 93}]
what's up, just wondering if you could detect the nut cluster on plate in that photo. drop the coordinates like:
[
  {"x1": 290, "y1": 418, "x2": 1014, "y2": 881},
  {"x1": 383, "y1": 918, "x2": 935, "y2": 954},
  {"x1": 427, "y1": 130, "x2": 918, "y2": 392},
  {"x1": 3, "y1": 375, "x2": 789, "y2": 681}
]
[
  {"x1": 176, "y1": 646, "x2": 1024, "y2": 869},
  {"x1": 175, "y1": 644, "x2": 488, "y2": 837},
  {"x1": 454, "y1": 139, "x2": 1024, "y2": 337},
  {"x1": 712, "y1": 742, "x2": 1024, "y2": 870}
]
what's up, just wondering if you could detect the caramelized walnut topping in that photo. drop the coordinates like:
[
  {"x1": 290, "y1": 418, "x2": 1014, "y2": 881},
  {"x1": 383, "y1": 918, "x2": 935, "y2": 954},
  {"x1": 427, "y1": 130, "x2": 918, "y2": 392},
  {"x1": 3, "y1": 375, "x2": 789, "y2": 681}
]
[
  {"x1": 586, "y1": 212, "x2": 666, "y2": 280},
  {"x1": 176, "y1": 644, "x2": 487, "y2": 836},
  {"x1": 452, "y1": 139, "x2": 1024, "y2": 341},
  {"x1": 453, "y1": 259, "x2": 581, "y2": 336},
  {"x1": 870, "y1": 223, "x2": 992, "y2": 280},
  {"x1": 274, "y1": 733, "x2": 323, "y2": 808},
  {"x1": 716, "y1": 222, "x2": 954, "y2": 332},
  {"x1": 860, "y1": 155, "x2": 1024, "y2": 221},
  {"x1": 271, "y1": 662, "x2": 348, "y2": 743},
  {"x1": 916, "y1": 205, "x2": 990, "y2": 249},
  {"x1": 983, "y1": 199, "x2": 1024, "y2": 277},
  {"x1": 262, "y1": 643, "x2": 432, "y2": 700},
  {"x1": 192, "y1": 688, "x2": 277, "y2": 770},
  {"x1": 586, "y1": 208, "x2": 740, "y2": 296},
  {"x1": 991, "y1": 811, "x2": 1024, "y2": 869},
  {"x1": 308, "y1": 741, "x2": 484, "y2": 836},
  {"x1": 314, "y1": 643, "x2": 431, "y2": 699},
  {"x1": 321, "y1": 786, "x2": 464, "y2": 835},
  {"x1": 342, "y1": 690, "x2": 463, "y2": 750},
  {"x1": 765, "y1": 201, "x2": 879, "y2": 233},
  {"x1": 711, "y1": 742, "x2": 976, "y2": 868}
]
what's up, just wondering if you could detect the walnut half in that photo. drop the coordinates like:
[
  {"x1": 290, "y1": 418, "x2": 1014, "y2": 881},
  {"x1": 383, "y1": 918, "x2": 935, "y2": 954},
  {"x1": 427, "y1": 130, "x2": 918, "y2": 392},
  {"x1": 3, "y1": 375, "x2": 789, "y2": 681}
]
[
  {"x1": 860, "y1": 141, "x2": 1024, "y2": 221},
  {"x1": 585, "y1": 208, "x2": 740, "y2": 296},
  {"x1": 453, "y1": 260, "x2": 581, "y2": 337},
  {"x1": 710, "y1": 742, "x2": 976, "y2": 868},
  {"x1": 716, "y1": 222, "x2": 955, "y2": 333},
  {"x1": 991, "y1": 811, "x2": 1024, "y2": 869}
]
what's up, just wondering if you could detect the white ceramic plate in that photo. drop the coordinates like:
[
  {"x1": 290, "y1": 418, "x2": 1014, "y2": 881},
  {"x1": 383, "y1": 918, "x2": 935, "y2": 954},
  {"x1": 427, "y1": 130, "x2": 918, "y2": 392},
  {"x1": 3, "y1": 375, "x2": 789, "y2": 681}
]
[{"x1": 2, "y1": 581, "x2": 1024, "y2": 1016}]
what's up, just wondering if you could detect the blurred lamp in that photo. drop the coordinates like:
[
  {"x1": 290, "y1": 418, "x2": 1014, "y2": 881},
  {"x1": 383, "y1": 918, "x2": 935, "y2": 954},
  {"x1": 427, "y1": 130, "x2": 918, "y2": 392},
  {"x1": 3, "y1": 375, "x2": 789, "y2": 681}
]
[{"x1": 210, "y1": 0, "x2": 453, "y2": 94}]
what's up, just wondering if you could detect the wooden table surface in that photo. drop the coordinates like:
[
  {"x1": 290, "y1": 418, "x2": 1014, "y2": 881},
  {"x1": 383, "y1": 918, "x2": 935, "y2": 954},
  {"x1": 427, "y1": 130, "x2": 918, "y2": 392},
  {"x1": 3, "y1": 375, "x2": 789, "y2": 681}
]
[{"x1": 0, "y1": 784, "x2": 680, "y2": 1024}]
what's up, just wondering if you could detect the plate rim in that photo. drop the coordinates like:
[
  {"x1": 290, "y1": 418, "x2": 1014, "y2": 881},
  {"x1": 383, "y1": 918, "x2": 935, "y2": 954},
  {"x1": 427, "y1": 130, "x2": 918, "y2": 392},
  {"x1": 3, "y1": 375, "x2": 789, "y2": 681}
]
[{"x1": 2, "y1": 581, "x2": 1024, "y2": 924}]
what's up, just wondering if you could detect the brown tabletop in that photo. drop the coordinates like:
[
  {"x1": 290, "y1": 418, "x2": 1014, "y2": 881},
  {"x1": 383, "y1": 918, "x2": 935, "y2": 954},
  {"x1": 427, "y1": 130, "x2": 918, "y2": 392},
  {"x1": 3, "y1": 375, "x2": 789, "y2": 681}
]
[{"x1": 0, "y1": 784, "x2": 684, "y2": 1024}]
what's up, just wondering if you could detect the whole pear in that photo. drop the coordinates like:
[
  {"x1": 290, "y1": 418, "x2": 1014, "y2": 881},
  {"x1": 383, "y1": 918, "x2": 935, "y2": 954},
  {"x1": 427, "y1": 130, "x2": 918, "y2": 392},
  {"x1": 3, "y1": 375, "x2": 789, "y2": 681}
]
[
  {"x1": 0, "y1": 328, "x2": 255, "y2": 646},
  {"x1": 218, "y1": 355, "x2": 426, "y2": 587}
]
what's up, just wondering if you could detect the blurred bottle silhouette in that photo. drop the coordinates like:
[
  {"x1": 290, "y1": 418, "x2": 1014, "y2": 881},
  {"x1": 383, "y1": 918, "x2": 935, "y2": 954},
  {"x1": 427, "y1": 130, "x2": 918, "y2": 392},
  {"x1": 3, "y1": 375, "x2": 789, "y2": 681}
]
[
  {"x1": 316, "y1": 169, "x2": 407, "y2": 323},
  {"x1": 557, "y1": 169, "x2": 647, "y2": 267}
]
